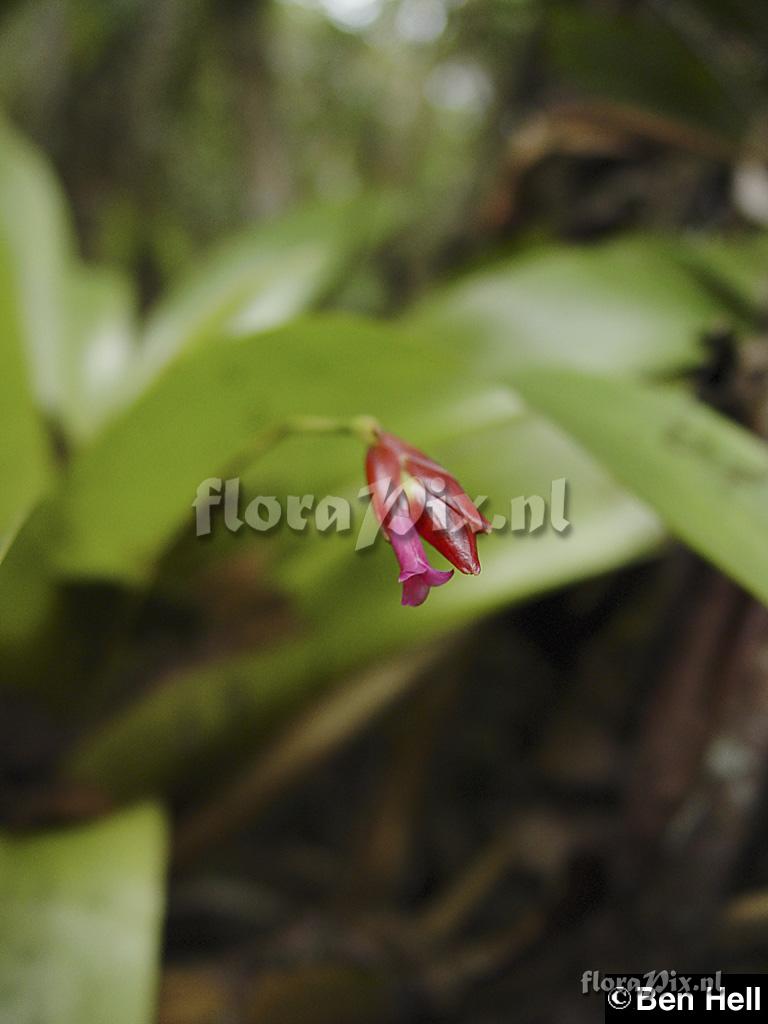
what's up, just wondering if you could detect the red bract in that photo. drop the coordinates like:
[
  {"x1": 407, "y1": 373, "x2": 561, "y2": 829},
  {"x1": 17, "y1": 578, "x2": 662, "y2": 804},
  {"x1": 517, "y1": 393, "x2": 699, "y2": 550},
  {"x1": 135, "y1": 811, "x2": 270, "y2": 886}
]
[{"x1": 365, "y1": 430, "x2": 491, "y2": 606}]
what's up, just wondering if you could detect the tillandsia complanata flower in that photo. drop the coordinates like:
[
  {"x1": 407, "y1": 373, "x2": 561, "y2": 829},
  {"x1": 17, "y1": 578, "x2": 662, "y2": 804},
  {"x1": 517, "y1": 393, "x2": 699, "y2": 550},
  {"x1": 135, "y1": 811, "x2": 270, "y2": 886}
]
[
  {"x1": 388, "y1": 513, "x2": 454, "y2": 607},
  {"x1": 366, "y1": 430, "x2": 492, "y2": 607}
]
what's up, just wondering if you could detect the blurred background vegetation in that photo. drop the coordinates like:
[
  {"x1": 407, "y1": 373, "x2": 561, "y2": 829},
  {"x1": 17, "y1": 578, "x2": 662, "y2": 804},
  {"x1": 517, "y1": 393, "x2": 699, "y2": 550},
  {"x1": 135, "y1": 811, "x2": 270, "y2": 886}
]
[{"x1": 3, "y1": 1, "x2": 768, "y2": 1022}]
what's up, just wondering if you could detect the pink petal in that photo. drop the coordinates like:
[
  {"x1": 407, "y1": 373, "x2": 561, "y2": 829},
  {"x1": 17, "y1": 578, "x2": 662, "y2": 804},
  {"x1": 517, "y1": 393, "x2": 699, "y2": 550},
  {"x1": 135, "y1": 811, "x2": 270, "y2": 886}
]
[
  {"x1": 388, "y1": 515, "x2": 453, "y2": 606},
  {"x1": 401, "y1": 575, "x2": 431, "y2": 607}
]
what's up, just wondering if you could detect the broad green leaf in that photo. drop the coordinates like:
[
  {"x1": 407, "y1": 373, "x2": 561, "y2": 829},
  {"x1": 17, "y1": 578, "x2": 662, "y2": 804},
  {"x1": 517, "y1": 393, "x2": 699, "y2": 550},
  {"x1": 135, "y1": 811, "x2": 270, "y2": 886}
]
[
  {"x1": 51, "y1": 315, "x2": 489, "y2": 581},
  {"x1": 0, "y1": 237, "x2": 49, "y2": 554},
  {"x1": 0, "y1": 803, "x2": 167, "y2": 1024},
  {"x1": 406, "y1": 237, "x2": 724, "y2": 377},
  {"x1": 675, "y1": 234, "x2": 768, "y2": 317},
  {"x1": 0, "y1": 114, "x2": 74, "y2": 413},
  {"x1": 67, "y1": 411, "x2": 663, "y2": 798},
  {"x1": 0, "y1": 119, "x2": 137, "y2": 446},
  {"x1": 510, "y1": 368, "x2": 768, "y2": 606},
  {"x1": 131, "y1": 199, "x2": 389, "y2": 394},
  {"x1": 59, "y1": 265, "x2": 138, "y2": 441}
]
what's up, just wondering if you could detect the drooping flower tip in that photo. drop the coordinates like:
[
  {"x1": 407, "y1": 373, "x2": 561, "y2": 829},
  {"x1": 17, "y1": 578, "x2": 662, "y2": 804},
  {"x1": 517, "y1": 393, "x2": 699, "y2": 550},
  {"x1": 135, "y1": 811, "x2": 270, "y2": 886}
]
[
  {"x1": 388, "y1": 514, "x2": 453, "y2": 607},
  {"x1": 366, "y1": 431, "x2": 489, "y2": 606}
]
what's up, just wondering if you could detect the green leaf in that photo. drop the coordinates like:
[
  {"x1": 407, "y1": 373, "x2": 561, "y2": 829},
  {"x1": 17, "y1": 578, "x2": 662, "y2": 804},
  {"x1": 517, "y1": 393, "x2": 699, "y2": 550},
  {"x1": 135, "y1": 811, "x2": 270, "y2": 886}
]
[
  {"x1": 407, "y1": 237, "x2": 724, "y2": 377},
  {"x1": 510, "y1": 368, "x2": 768, "y2": 605},
  {"x1": 0, "y1": 237, "x2": 50, "y2": 553},
  {"x1": 0, "y1": 114, "x2": 74, "y2": 414},
  {"x1": 0, "y1": 119, "x2": 140, "y2": 448},
  {"x1": 131, "y1": 199, "x2": 387, "y2": 393},
  {"x1": 51, "y1": 315, "x2": 484, "y2": 581},
  {"x1": 0, "y1": 804, "x2": 168, "y2": 1024},
  {"x1": 59, "y1": 265, "x2": 138, "y2": 442},
  {"x1": 675, "y1": 233, "x2": 768, "y2": 318},
  {"x1": 67, "y1": 410, "x2": 663, "y2": 799}
]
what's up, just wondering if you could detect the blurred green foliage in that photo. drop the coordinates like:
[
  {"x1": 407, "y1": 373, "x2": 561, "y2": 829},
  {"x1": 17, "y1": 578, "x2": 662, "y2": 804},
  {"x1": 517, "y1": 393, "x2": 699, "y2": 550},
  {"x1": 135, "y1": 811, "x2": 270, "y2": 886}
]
[{"x1": 0, "y1": 804, "x2": 167, "y2": 1024}]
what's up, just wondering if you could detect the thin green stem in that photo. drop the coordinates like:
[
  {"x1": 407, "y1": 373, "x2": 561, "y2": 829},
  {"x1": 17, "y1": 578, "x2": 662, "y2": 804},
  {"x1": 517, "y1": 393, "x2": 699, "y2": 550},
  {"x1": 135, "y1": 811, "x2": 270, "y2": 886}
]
[{"x1": 223, "y1": 413, "x2": 381, "y2": 477}]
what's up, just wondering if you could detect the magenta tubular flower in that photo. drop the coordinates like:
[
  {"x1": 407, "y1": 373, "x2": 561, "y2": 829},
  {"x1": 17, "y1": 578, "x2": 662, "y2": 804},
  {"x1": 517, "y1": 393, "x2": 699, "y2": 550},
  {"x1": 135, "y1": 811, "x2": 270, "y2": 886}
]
[
  {"x1": 365, "y1": 430, "x2": 491, "y2": 605},
  {"x1": 388, "y1": 514, "x2": 453, "y2": 607}
]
